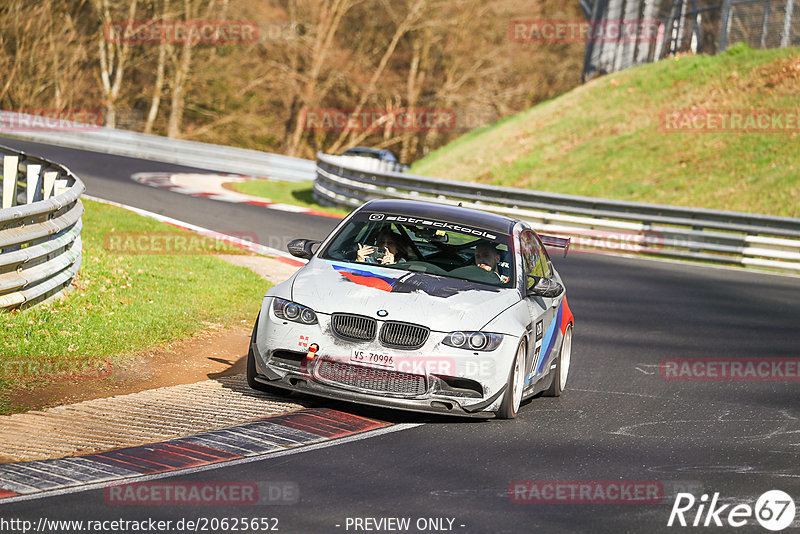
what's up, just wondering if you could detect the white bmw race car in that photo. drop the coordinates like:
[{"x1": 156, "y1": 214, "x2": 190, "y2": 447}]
[{"x1": 248, "y1": 199, "x2": 574, "y2": 419}]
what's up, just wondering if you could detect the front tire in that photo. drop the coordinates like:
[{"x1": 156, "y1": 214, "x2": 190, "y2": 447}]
[
  {"x1": 496, "y1": 340, "x2": 526, "y2": 419},
  {"x1": 543, "y1": 324, "x2": 572, "y2": 397}
]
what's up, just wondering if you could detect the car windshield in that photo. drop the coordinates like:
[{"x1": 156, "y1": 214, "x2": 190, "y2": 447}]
[{"x1": 319, "y1": 212, "x2": 514, "y2": 288}]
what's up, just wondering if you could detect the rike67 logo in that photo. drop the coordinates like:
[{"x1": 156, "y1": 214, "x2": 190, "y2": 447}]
[{"x1": 668, "y1": 490, "x2": 796, "y2": 531}]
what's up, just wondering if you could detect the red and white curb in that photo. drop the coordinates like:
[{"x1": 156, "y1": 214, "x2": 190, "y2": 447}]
[
  {"x1": 0, "y1": 408, "x2": 411, "y2": 503},
  {"x1": 132, "y1": 172, "x2": 343, "y2": 220}
]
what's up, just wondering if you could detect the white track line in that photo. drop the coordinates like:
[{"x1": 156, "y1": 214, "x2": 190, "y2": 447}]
[{"x1": 83, "y1": 194, "x2": 306, "y2": 265}]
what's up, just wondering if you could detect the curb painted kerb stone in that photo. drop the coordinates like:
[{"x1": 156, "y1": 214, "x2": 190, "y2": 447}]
[{"x1": 0, "y1": 408, "x2": 390, "y2": 501}]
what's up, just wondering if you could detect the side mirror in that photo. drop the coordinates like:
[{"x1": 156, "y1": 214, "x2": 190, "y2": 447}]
[
  {"x1": 527, "y1": 276, "x2": 564, "y2": 298},
  {"x1": 287, "y1": 239, "x2": 321, "y2": 259}
]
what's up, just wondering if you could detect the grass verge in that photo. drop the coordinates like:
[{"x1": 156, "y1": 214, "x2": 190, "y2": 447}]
[
  {"x1": 411, "y1": 44, "x2": 800, "y2": 218},
  {"x1": 0, "y1": 199, "x2": 269, "y2": 414},
  {"x1": 228, "y1": 179, "x2": 349, "y2": 217}
]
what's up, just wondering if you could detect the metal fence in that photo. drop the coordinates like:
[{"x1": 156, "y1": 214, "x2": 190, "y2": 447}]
[
  {"x1": 314, "y1": 152, "x2": 800, "y2": 272},
  {"x1": 582, "y1": 0, "x2": 798, "y2": 80},
  {"x1": 0, "y1": 145, "x2": 84, "y2": 310}
]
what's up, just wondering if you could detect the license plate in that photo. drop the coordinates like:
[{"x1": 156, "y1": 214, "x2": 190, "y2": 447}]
[{"x1": 350, "y1": 349, "x2": 395, "y2": 370}]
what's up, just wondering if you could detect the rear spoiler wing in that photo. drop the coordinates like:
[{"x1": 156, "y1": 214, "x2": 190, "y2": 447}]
[{"x1": 540, "y1": 234, "x2": 571, "y2": 257}]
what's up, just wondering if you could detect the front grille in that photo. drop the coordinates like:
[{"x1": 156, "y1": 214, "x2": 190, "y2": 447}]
[
  {"x1": 317, "y1": 360, "x2": 427, "y2": 396},
  {"x1": 331, "y1": 313, "x2": 377, "y2": 342},
  {"x1": 379, "y1": 321, "x2": 430, "y2": 349}
]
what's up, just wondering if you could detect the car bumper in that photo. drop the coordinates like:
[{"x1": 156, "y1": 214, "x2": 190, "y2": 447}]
[
  {"x1": 252, "y1": 300, "x2": 517, "y2": 418},
  {"x1": 251, "y1": 350, "x2": 505, "y2": 419}
]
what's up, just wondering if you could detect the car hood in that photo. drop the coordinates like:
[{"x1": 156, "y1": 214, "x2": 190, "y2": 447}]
[{"x1": 291, "y1": 258, "x2": 520, "y2": 332}]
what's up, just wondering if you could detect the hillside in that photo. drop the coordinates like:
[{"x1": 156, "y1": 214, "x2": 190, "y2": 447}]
[{"x1": 411, "y1": 45, "x2": 800, "y2": 218}]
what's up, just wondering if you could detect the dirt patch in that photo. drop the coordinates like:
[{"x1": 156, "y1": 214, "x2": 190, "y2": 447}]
[
  {"x1": 7, "y1": 322, "x2": 254, "y2": 413},
  {"x1": 756, "y1": 55, "x2": 800, "y2": 92},
  {"x1": 221, "y1": 181, "x2": 243, "y2": 192}
]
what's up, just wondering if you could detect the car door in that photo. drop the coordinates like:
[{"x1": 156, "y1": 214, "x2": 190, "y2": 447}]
[{"x1": 519, "y1": 228, "x2": 559, "y2": 386}]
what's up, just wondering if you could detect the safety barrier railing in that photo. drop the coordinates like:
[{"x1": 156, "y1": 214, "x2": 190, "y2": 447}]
[
  {"x1": 0, "y1": 144, "x2": 84, "y2": 310},
  {"x1": 1, "y1": 111, "x2": 315, "y2": 182},
  {"x1": 314, "y1": 152, "x2": 800, "y2": 272}
]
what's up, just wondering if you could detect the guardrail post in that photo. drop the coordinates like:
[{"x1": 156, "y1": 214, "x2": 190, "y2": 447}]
[
  {"x1": 26, "y1": 164, "x2": 43, "y2": 204},
  {"x1": 54, "y1": 179, "x2": 69, "y2": 197},
  {"x1": 2, "y1": 155, "x2": 19, "y2": 209},
  {"x1": 43, "y1": 171, "x2": 58, "y2": 200}
]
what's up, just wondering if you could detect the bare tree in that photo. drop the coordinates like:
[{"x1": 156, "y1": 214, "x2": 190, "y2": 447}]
[
  {"x1": 398, "y1": 26, "x2": 432, "y2": 162},
  {"x1": 95, "y1": 0, "x2": 138, "y2": 127},
  {"x1": 166, "y1": 0, "x2": 194, "y2": 137},
  {"x1": 326, "y1": 0, "x2": 427, "y2": 154},
  {"x1": 166, "y1": 0, "x2": 224, "y2": 137},
  {"x1": 145, "y1": 0, "x2": 171, "y2": 134},
  {"x1": 0, "y1": 0, "x2": 584, "y2": 161},
  {"x1": 286, "y1": 0, "x2": 357, "y2": 156},
  {"x1": 0, "y1": 0, "x2": 96, "y2": 112}
]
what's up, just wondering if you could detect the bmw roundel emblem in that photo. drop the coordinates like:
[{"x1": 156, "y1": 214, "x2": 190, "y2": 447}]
[{"x1": 376, "y1": 310, "x2": 388, "y2": 317}]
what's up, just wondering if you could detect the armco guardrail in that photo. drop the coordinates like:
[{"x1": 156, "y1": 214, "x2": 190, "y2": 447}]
[
  {"x1": 0, "y1": 111, "x2": 315, "y2": 182},
  {"x1": 314, "y1": 152, "x2": 800, "y2": 272},
  {"x1": 0, "y1": 144, "x2": 84, "y2": 310}
]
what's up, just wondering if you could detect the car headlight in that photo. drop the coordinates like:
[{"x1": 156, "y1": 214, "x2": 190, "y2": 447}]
[
  {"x1": 443, "y1": 331, "x2": 503, "y2": 351},
  {"x1": 273, "y1": 298, "x2": 318, "y2": 325}
]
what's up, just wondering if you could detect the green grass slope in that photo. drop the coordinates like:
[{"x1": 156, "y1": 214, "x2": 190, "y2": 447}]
[{"x1": 411, "y1": 44, "x2": 800, "y2": 218}]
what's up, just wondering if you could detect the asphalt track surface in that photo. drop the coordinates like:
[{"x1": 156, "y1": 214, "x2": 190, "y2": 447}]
[{"x1": 2, "y1": 136, "x2": 800, "y2": 533}]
